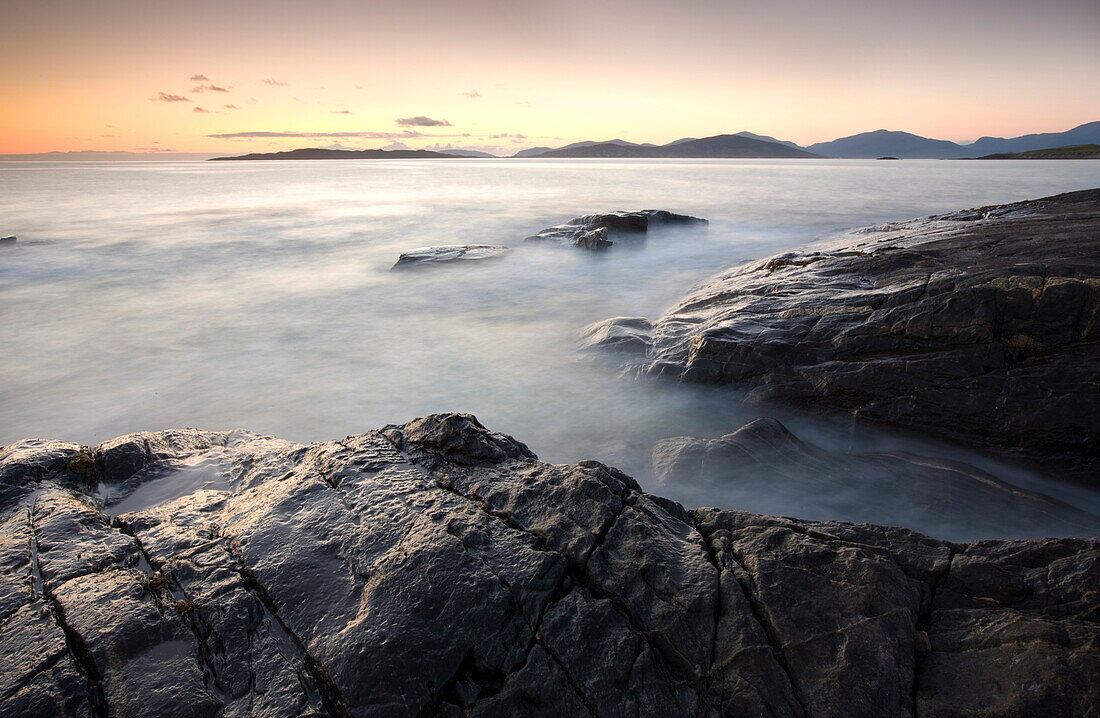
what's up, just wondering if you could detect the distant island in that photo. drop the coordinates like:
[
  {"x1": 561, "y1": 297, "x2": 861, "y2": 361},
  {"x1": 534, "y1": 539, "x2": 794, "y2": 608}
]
[
  {"x1": 968, "y1": 144, "x2": 1100, "y2": 160},
  {"x1": 209, "y1": 147, "x2": 467, "y2": 161}
]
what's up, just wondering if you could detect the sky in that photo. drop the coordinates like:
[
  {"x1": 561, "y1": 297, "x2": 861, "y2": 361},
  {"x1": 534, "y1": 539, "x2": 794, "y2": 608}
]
[{"x1": 1, "y1": 0, "x2": 1098, "y2": 156}]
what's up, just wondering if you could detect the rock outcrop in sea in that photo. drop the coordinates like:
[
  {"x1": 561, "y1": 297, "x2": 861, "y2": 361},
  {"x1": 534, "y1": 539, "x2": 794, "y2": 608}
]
[
  {"x1": 2, "y1": 414, "x2": 1096, "y2": 717},
  {"x1": 391, "y1": 244, "x2": 511, "y2": 269},
  {"x1": 526, "y1": 210, "x2": 707, "y2": 250},
  {"x1": 586, "y1": 189, "x2": 1100, "y2": 482}
]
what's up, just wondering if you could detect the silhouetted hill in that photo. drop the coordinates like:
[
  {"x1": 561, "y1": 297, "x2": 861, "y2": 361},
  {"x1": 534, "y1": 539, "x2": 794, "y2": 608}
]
[
  {"x1": 806, "y1": 130, "x2": 970, "y2": 159},
  {"x1": 527, "y1": 134, "x2": 817, "y2": 158},
  {"x1": 733, "y1": 131, "x2": 803, "y2": 149},
  {"x1": 208, "y1": 148, "x2": 464, "y2": 161},
  {"x1": 969, "y1": 144, "x2": 1100, "y2": 160},
  {"x1": 437, "y1": 149, "x2": 498, "y2": 158},
  {"x1": 968, "y1": 122, "x2": 1100, "y2": 156}
]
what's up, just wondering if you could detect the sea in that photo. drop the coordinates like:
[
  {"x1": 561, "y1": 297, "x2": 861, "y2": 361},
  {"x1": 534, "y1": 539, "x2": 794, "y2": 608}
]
[{"x1": 3, "y1": 157, "x2": 1099, "y2": 537}]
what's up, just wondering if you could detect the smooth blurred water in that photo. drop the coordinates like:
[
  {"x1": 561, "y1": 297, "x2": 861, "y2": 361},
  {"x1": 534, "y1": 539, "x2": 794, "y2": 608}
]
[{"x1": 3, "y1": 158, "x2": 1099, "y2": 535}]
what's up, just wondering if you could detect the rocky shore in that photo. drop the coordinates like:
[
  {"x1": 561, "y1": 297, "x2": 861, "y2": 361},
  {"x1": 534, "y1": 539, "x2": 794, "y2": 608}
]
[
  {"x1": 2, "y1": 414, "x2": 1097, "y2": 717},
  {"x1": 587, "y1": 189, "x2": 1100, "y2": 483}
]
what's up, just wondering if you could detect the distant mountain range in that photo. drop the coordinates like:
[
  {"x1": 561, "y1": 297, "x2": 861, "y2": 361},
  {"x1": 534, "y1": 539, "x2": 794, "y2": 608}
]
[
  {"x1": 523, "y1": 133, "x2": 817, "y2": 159},
  {"x1": 7, "y1": 121, "x2": 1097, "y2": 162},
  {"x1": 209, "y1": 148, "x2": 464, "y2": 161},
  {"x1": 515, "y1": 121, "x2": 1100, "y2": 159}
]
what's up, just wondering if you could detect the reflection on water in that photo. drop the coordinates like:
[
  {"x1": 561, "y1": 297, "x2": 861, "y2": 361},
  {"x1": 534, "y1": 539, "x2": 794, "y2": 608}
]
[{"x1": 2, "y1": 158, "x2": 1099, "y2": 537}]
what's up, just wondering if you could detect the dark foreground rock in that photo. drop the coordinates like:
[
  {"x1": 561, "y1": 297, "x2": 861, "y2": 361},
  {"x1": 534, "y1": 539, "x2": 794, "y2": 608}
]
[
  {"x1": 0, "y1": 235, "x2": 15, "y2": 244},
  {"x1": 391, "y1": 244, "x2": 511, "y2": 269},
  {"x1": 526, "y1": 210, "x2": 707, "y2": 250},
  {"x1": 1, "y1": 414, "x2": 1096, "y2": 717},
  {"x1": 653, "y1": 418, "x2": 1100, "y2": 540},
  {"x1": 595, "y1": 189, "x2": 1100, "y2": 482}
]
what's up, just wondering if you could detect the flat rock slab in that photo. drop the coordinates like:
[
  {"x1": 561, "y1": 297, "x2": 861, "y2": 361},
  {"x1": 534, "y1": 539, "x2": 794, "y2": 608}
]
[
  {"x1": 526, "y1": 209, "x2": 708, "y2": 250},
  {"x1": 600, "y1": 189, "x2": 1100, "y2": 482},
  {"x1": 392, "y1": 244, "x2": 511, "y2": 269},
  {"x1": 1, "y1": 413, "x2": 1096, "y2": 717}
]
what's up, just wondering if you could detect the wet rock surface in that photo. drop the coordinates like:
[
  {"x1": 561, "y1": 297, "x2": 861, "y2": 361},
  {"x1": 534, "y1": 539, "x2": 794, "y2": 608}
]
[
  {"x1": 391, "y1": 245, "x2": 511, "y2": 269},
  {"x1": 602, "y1": 190, "x2": 1100, "y2": 481},
  {"x1": 652, "y1": 418, "x2": 1100, "y2": 541},
  {"x1": 526, "y1": 210, "x2": 708, "y2": 250},
  {"x1": 2, "y1": 413, "x2": 1096, "y2": 717},
  {"x1": 578, "y1": 316, "x2": 654, "y2": 359}
]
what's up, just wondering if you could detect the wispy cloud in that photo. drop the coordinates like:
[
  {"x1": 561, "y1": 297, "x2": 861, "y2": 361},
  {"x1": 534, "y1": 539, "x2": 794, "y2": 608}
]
[
  {"x1": 193, "y1": 107, "x2": 210, "y2": 113},
  {"x1": 462, "y1": 91, "x2": 481, "y2": 99},
  {"x1": 151, "y1": 92, "x2": 190, "y2": 102},
  {"x1": 192, "y1": 84, "x2": 229, "y2": 93},
  {"x1": 190, "y1": 74, "x2": 209, "y2": 81},
  {"x1": 224, "y1": 104, "x2": 238, "y2": 110},
  {"x1": 490, "y1": 133, "x2": 527, "y2": 139},
  {"x1": 331, "y1": 110, "x2": 353, "y2": 114},
  {"x1": 396, "y1": 115, "x2": 451, "y2": 127},
  {"x1": 514, "y1": 101, "x2": 533, "y2": 107},
  {"x1": 262, "y1": 79, "x2": 288, "y2": 86}
]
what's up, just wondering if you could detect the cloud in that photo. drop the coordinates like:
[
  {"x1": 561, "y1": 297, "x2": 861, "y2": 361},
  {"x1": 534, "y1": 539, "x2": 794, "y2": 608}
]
[
  {"x1": 152, "y1": 92, "x2": 190, "y2": 102},
  {"x1": 262, "y1": 79, "x2": 288, "y2": 86},
  {"x1": 381, "y1": 141, "x2": 412, "y2": 151},
  {"x1": 193, "y1": 107, "x2": 210, "y2": 113},
  {"x1": 100, "y1": 134, "x2": 116, "y2": 138},
  {"x1": 192, "y1": 84, "x2": 229, "y2": 93},
  {"x1": 331, "y1": 110, "x2": 353, "y2": 114},
  {"x1": 462, "y1": 91, "x2": 481, "y2": 99},
  {"x1": 514, "y1": 101, "x2": 533, "y2": 107},
  {"x1": 396, "y1": 116, "x2": 451, "y2": 127},
  {"x1": 190, "y1": 74, "x2": 209, "y2": 81},
  {"x1": 224, "y1": 104, "x2": 238, "y2": 110},
  {"x1": 490, "y1": 133, "x2": 527, "y2": 139}
]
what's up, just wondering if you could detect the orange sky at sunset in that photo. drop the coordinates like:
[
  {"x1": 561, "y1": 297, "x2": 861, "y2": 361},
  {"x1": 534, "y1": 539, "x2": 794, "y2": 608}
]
[{"x1": 2, "y1": 0, "x2": 1098, "y2": 155}]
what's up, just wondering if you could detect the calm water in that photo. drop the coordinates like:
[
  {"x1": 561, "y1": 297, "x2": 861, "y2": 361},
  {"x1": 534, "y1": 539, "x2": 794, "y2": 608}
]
[{"x1": 3, "y1": 158, "x2": 1099, "y2": 536}]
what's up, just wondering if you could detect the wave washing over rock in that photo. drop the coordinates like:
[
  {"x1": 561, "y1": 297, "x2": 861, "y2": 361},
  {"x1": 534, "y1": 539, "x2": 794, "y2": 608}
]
[
  {"x1": 586, "y1": 189, "x2": 1100, "y2": 483},
  {"x1": 1, "y1": 414, "x2": 1097, "y2": 717}
]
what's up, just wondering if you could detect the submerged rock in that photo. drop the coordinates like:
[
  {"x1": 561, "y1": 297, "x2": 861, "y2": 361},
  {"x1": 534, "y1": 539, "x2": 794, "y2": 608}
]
[
  {"x1": 392, "y1": 244, "x2": 511, "y2": 269},
  {"x1": 1, "y1": 414, "x2": 1096, "y2": 717},
  {"x1": 627, "y1": 189, "x2": 1100, "y2": 482},
  {"x1": 526, "y1": 209, "x2": 707, "y2": 250},
  {"x1": 0, "y1": 235, "x2": 15, "y2": 244},
  {"x1": 652, "y1": 418, "x2": 1100, "y2": 540}
]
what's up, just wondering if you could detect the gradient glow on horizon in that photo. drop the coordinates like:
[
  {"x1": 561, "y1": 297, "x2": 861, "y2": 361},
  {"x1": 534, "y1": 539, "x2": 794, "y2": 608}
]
[{"x1": 2, "y1": 0, "x2": 1098, "y2": 155}]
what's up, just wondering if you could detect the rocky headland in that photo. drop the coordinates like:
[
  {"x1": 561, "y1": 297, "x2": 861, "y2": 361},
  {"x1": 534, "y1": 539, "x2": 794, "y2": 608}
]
[
  {"x1": 2, "y1": 414, "x2": 1097, "y2": 717},
  {"x1": 586, "y1": 189, "x2": 1100, "y2": 483}
]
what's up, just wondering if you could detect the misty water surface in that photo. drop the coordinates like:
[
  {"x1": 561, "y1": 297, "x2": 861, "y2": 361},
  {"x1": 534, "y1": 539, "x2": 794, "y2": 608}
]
[{"x1": 3, "y1": 158, "x2": 1099, "y2": 537}]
